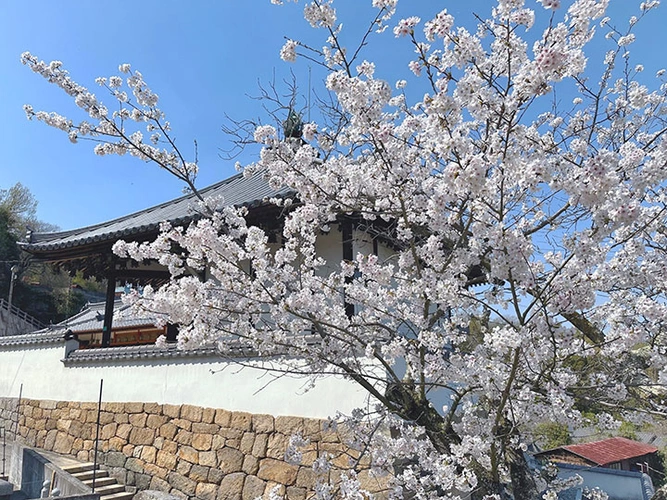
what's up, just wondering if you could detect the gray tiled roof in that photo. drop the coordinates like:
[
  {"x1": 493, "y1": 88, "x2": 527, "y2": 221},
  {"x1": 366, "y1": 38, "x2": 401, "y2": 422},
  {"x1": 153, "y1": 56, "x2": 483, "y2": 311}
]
[
  {"x1": 63, "y1": 343, "x2": 220, "y2": 365},
  {"x1": 58, "y1": 300, "x2": 159, "y2": 332},
  {"x1": 20, "y1": 171, "x2": 292, "y2": 253},
  {"x1": 0, "y1": 300, "x2": 157, "y2": 346},
  {"x1": 0, "y1": 329, "x2": 65, "y2": 347}
]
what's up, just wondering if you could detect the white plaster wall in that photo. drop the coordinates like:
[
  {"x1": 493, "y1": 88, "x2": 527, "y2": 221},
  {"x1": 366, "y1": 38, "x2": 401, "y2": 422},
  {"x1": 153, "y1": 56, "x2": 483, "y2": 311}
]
[
  {"x1": 315, "y1": 229, "x2": 343, "y2": 273},
  {"x1": 0, "y1": 343, "x2": 373, "y2": 419}
]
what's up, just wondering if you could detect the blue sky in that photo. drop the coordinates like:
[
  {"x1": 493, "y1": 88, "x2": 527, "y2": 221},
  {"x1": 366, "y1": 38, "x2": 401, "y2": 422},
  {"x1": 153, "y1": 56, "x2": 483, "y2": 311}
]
[{"x1": 0, "y1": 1, "x2": 664, "y2": 231}]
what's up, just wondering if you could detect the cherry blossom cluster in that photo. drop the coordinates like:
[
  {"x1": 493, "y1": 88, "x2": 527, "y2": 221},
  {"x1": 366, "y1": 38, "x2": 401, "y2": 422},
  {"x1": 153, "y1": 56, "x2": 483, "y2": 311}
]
[{"x1": 21, "y1": 52, "x2": 199, "y2": 190}]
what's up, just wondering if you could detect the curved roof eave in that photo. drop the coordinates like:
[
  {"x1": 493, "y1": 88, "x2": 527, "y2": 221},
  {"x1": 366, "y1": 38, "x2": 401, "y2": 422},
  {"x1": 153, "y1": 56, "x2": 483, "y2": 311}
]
[{"x1": 20, "y1": 172, "x2": 294, "y2": 255}]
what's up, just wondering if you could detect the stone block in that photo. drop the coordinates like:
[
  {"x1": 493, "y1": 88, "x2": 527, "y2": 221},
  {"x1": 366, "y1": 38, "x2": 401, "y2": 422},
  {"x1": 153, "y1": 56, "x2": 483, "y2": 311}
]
[
  {"x1": 156, "y1": 450, "x2": 178, "y2": 470},
  {"x1": 72, "y1": 437, "x2": 84, "y2": 452},
  {"x1": 141, "y1": 445, "x2": 157, "y2": 463},
  {"x1": 303, "y1": 418, "x2": 322, "y2": 440},
  {"x1": 162, "y1": 440, "x2": 178, "y2": 454},
  {"x1": 108, "y1": 437, "x2": 126, "y2": 451},
  {"x1": 129, "y1": 413, "x2": 148, "y2": 428},
  {"x1": 123, "y1": 444, "x2": 135, "y2": 457},
  {"x1": 357, "y1": 469, "x2": 387, "y2": 493},
  {"x1": 144, "y1": 462, "x2": 169, "y2": 479},
  {"x1": 126, "y1": 457, "x2": 146, "y2": 473},
  {"x1": 101, "y1": 423, "x2": 118, "y2": 440},
  {"x1": 266, "y1": 433, "x2": 289, "y2": 459},
  {"x1": 214, "y1": 409, "x2": 231, "y2": 427},
  {"x1": 242, "y1": 475, "x2": 266, "y2": 500},
  {"x1": 176, "y1": 460, "x2": 192, "y2": 475},
  {"x1": 242, "y1": 455, "x2": 259, "y2": 475},
  {"x1": 53, "y1": 432, "x2": 75, "y2": 454},
  {"x1": 144, "y1": 402, "x2": 162, "y2": 414},
  {"x1": 172, "y1": 419, "x2": 192, "y2": 431},
  {"x1": 162, "y1": 404, "x2": 180, "y2": 418},
  {"x1": 285, "y1": 486, "x2": 307, "y2": 500},
  {"x1": 239, "y1": 433, "x2": 255, "y2": 454},
  {"x1": 208, "y1": 468, "x2": 224, "y2": 484},
  {"x1": 168, "y1": 489, "x2": 187, "y2": 500},
  {"x1": 296, "y1": 466, "x2": 322, "y2": 488},
  {"x1": 192, "y1": 433, "x2": 213, "y2": 451},
  {"x1": 44, "y1": 429, "x2": 57, "y2": 449},
  {"x1": 117, "y1": 423, "x2": 133, "y2": 440},
  {"x1": 221, "y1": 427, "x2": 243, "y2": 441},
  {"x1": 126, "y1": 402, "x2": 145, "y2": 413},
  {"x1": 174, "y1": 430, "x2": 192, "y2": 446},
  {"x1": 189, "y1": 464, "x2": 209, "y2": 482},
  {"x1": 199, "y1": 450, "x2": 217, "y2": 467},
  {"x1": 115, "y1": 413, "x2": 129, "y2": 424},
  {"x1": 177, "y1": 446, "x2": 199, "y2": 464},
  {"x1": 82, "y1": 423, "x2": 95, "y2": 440},
  {"x1": 168, "y1": 472, "x2": 197, "y2": 496},
  {"x1": 150, "y1": 476, "x2": 172, "y2": 492},
  {"x1": 212, "y1": 435, "x2": 226, "y2": 450},
  {"x1": 196, "y1": 482, "x2": 218, "y2": 500},
  {"x1": 147, "y1": 414, "x2": 168, "y2": 429},
  {"x1": 192, "y1": 422, "x2": 219, "y2": 434},
  {"x1": 252, "y1": 434, "x2": 268, "y2": 458},
  {"x1": 202, "y1": 407, "x2": 216, "y2": 424},
  {"x1": 257, "y1": 458, "x2": 298, "y2": 485},
  {"x1": 230, "y1": 412, "x2": 252, "y2": 431},
  {"x1": 263, "y1": 483, "x2": 285, "y2": 498},
  {"x1": 159, "y1": 422, "x2": 178, "y2": 440},
  {"x1": 97, "y1": 412, "x2": 114, "y2": 425},
  {"x1": 35, "y1": 430, "x2": 47, "y2": 448},
  {"x1": 217, "y1": 447, "x2": 244, "y2": 474},
  {"x1": 130, "y1": 427, "x2": 155, "y2": 445},
  {"x1": 136, "y1": 473, "x2": 152, "y2": 490},
  {"x1": 70, "y1": 420, "x2": 85, "y2": 437},
  {"x1": 275, "y1": 416, "x2": 304, "y2": 436},
  {"x1": 320, "y1": 425, "x2": 341, "y2": 443},
  {"x1": 104, "y1": 402, "x2": 126, "y2": 413},
  {"x1": 180, "y1": 404, "x2": 203, "y2": 423},
  {"x1": 217, "y1": 472, "x2": 245, "y2": 500}
]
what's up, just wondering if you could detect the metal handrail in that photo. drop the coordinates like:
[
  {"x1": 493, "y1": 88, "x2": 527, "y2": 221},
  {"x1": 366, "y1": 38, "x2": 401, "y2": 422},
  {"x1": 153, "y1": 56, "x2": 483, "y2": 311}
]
[{"x1": 0, "y1": 298, "x2": 45, "y2": 334}]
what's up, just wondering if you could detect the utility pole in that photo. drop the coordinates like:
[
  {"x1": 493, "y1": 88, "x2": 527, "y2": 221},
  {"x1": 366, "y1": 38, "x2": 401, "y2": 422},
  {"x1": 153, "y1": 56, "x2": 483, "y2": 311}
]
[{"x1": 7, "y1": 265, "x2": 18, "y2": 310}]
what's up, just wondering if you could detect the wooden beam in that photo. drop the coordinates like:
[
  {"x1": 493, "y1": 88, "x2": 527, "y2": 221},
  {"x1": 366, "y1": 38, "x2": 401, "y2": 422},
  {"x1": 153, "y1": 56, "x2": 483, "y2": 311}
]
[
  {"x1": 342, "y1": 219, "x2": 355, "y2": 318},
  {"x1": 101, "y1": 260, "x2": 116, "y2": 348}
]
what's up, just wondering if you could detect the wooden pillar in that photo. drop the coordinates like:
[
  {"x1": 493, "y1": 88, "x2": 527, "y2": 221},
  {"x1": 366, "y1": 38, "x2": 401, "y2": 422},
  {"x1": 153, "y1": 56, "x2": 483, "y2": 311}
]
[
  {"x1": 166, "y1": 323, "x2": 178, "y2": 343},
  {"x1": 101, "y1": 262, "x2": 116, "y2": 348},
  {"x1": 342, "y1": 219, "x2": 355, "y2": 318}
]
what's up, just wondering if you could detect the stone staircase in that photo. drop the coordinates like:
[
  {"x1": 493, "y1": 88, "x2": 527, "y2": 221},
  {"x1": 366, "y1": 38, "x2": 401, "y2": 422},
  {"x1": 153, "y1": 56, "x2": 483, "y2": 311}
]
[{"x1": 61, "y1": 462, "x2": 133, "y2": 500}]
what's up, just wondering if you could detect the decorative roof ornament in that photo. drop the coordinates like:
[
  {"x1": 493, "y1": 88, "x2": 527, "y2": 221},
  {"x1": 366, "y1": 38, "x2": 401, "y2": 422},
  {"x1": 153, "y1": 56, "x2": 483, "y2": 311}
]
[{"x1": 283, "y1": 108, "x2": 303, "y2": 139}]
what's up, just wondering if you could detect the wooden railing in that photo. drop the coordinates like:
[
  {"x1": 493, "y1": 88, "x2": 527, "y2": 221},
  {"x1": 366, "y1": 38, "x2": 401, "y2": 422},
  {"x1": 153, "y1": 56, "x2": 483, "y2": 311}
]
[{"x1": 0, "y1": 298, "x2": 45, "y2": 335}]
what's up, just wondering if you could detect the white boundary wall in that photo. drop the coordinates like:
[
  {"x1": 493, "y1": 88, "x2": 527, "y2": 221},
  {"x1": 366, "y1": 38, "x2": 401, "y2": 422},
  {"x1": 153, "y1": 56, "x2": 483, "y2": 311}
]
[{"x1": 0, "y1": 342, "x2": 373, "y2": 419}]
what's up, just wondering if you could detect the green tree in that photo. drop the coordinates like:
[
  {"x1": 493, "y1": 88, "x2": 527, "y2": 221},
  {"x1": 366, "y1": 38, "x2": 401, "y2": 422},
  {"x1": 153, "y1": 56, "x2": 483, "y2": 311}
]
[{"x1": 533, "y1": 422, "x2": 572, "y2": 451}]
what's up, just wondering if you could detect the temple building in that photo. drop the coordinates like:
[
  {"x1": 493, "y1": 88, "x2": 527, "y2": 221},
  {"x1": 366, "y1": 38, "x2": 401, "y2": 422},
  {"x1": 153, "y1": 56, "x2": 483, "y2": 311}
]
[{"x1": 0, "y1": 171, "x2": 387, "y2": 499}]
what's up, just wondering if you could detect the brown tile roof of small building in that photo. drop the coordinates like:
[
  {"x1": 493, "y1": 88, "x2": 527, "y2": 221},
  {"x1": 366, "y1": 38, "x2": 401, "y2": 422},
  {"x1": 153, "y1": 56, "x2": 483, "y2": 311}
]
[{"x1": 559, "y1": 437, "x2": 658, "y2": 466}]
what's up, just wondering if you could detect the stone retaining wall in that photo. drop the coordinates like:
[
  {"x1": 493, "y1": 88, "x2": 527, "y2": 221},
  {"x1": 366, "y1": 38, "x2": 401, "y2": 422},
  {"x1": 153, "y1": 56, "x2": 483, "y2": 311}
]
[
  {"x1": 0, "y1": 397, "x2": 385, "y2": 500},
  {"x1": 0, "y1": 398, "x2": 19, "y2": 439}
]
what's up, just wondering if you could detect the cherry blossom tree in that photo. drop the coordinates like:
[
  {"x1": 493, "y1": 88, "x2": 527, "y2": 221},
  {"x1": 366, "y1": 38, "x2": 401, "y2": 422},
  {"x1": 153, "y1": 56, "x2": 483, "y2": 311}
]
[{"x1": 21, "y1": 0, "x2": 667, "y2": 498}]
